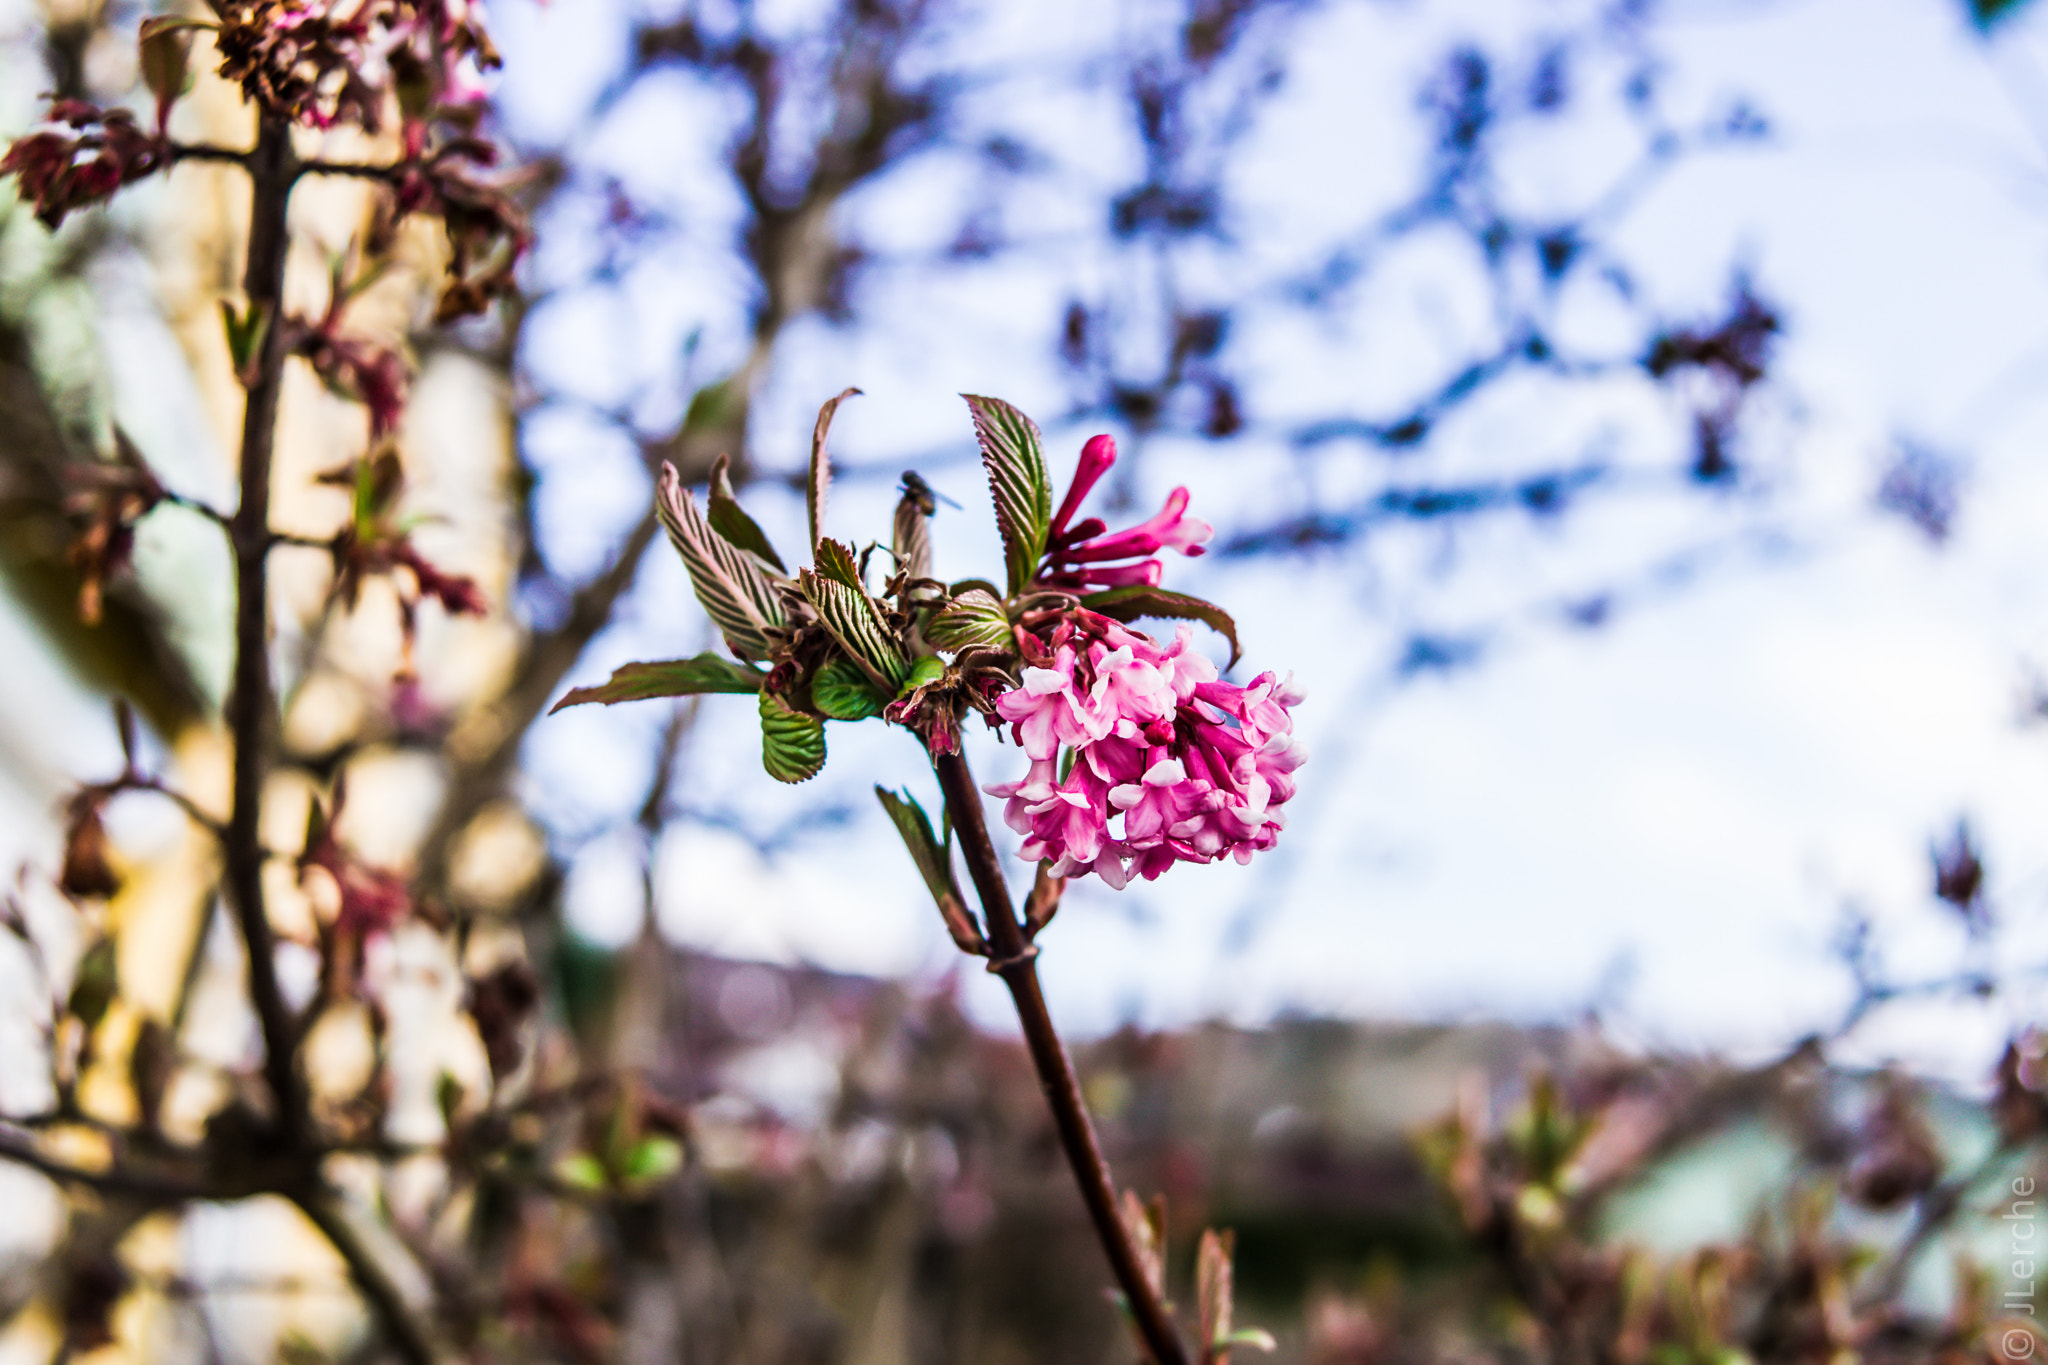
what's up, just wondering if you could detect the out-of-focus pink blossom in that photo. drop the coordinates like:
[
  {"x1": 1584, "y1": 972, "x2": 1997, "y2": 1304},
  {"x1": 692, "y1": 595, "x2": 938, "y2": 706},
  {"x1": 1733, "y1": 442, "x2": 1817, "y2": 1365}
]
[
  {"x1": 0, "y1": 105, "x2": 166, "y2": 229},
  {"x1": 988, "y1": 621, "x2": 1302, "y2": 885}
]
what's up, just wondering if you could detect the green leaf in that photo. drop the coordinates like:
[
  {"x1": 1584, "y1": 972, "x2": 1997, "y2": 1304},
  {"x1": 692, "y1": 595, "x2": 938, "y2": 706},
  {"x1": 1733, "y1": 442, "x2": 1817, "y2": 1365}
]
[
  {"x1": 656, "y1": 462, "x2": 786, "y2": 660},
  {"x1": 896, "y1": 654, "x2": 945, "y2": 698},
  {"x1": 553, "y1": 1152, "x2": 608, "y2": 1192},
  {"x1": 876, "y1": 787, "x2": 984, "y2": 955},
  {"x1": 619, "y1": 1135, "x2": 684, "y2": 1186},
  {"x1": 812, "y1": 656, "x2": 889, "y2": 720},
  {"x1": 1079, "y1": 585, "x2": 1241, "y2": 667},
  {"x1": 683, "y1": 377, "x2": 742, "y2": 435},
  {"x1": 760, "y1": 689, "x2": 826, "y2": 783},
  {"x1": 813, "y1": 537, "x2": 864, "y2": 591},
  {"x1": 550, "y1": 654, "x2": 764, "y2": 713},
  {"x1": 220, "y1": 300, "x2": 270, "y2": 376},
  {"x1": 875, "y1": 787, "x2": 955, "y2": 907},
  {"x1": 799, "y1": 570, "x2": 910, "y2": 694},
  {"x1": 963, "y1": 395, "x2": 1053, "y2": 595},
  {"x1": 809, "y1": 387, "x2": 861, "y2": 549},
  {"x1": 924, "y1": 588, "x2": 1013, "y2": 654},
  {"x1": 706, "y1": 452, "x2": 784, "y2": 571},
  {"x1": 67, "y1": 937, "x2": 118, "y2": 1028}
]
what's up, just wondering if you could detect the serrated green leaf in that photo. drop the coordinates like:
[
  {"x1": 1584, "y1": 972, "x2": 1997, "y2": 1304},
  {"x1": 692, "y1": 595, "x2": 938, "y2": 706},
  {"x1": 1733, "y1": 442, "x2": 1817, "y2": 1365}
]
[
  {"x1": 963, "y1": 395, "x2": 1053, "y2": 595},
  {"x1": 896, "y1": 654, "x2": 945, "y2": 698},
  {"x1": 799, "y1": 570, "x2": 909, "y2": 693},
  {"x1": 1080, "y1": 585, "x2": 1241, "y2": 668},
  {"x1": 706, "y1": 453, "x2": 784, "y2": 571},
  {"x1": 809, "y1": 387, "x2": 861, "y2": 549},
  {"x1": 760, "y1": 689, "x2": 826, "y2": 783},
  {"x1": 656, "y1": 462, "x2": 785, "y2": 660},
  {"x1": 812, "y1": 656, "x2": 889, "y2": 720},
  {"x1": 925, "y1": 588, "x2": 1013, "y2": 654},
  {"x1": 813, "y1": 537, "x2": 863, "y2": 590},
  {"x1": 550, "y1": 654, "x2": 764, "y2": 713}
]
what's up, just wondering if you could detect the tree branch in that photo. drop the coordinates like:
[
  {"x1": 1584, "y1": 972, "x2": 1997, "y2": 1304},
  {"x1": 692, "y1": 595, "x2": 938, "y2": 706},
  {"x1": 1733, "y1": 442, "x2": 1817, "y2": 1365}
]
[{"x1": 222, "y1": 114, "x2": 308, "y2": 1147}]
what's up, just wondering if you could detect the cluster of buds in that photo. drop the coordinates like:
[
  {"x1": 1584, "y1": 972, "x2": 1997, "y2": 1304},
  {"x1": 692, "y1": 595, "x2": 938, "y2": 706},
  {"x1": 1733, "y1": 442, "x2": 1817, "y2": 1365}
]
[
  {"x1": 1035, "y1": 433, "x2": 1212, "y2": 592},
  {"x1": 3, "y1": 0, "x2": 526, "y2": 313},
  {"x1": 211, "y1": 0, "x2": 496, "y2": 131},
  {"x1": 0, "y1": 103, "x2": 166, "y2": 229},
  {"x1": 558, "y1": 392, "x2": 1305, "y2": 894}
]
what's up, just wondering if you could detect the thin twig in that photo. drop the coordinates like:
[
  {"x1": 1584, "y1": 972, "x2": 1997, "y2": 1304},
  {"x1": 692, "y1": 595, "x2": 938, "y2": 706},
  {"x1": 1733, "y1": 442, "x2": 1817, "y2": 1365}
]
[
  {"x1": 295, "y1": 158, "x2": 399, "y2": 184},
  {"x1": 290, "y1": 1189, "x2": 443, "y2": 1365},
  {"x1": 0, "y1": 1128, "x2": 214, "y2": 1202},
  {"x1": 168, "y1": 142, "x2": 251, "y2": 169},
  {"x1": 931, "y1": 746, "x2": 1192, "y2": 1365}
]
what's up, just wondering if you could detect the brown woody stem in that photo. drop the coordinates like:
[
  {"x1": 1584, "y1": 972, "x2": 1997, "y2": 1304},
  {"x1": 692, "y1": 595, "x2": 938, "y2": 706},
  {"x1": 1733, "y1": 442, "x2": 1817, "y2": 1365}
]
[
  {"x1": 931, "y1": 747, "x2": 1191, "y2": 1365},
  {"x1": 224, "y1": 114, "x2": 306, "y2": 1148}
]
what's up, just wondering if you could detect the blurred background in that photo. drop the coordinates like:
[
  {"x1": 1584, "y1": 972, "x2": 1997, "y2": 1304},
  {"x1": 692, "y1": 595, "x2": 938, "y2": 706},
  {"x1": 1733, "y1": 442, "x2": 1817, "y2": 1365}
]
[{"x1": 7, "y1": 0, "x2": 2048, "y2": 1360}]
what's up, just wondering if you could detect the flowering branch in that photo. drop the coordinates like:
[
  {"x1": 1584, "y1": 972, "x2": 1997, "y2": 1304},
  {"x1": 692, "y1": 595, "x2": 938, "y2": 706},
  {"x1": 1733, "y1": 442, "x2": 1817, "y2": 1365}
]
[{"x1": 559, "y1": 392, "x2": 1295, "y2": 1361}]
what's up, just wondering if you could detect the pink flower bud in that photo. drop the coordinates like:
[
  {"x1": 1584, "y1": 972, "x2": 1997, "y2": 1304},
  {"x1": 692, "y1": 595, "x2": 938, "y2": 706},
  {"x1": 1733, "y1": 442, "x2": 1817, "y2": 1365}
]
[{"x1": 1050, "y1": 434, "x2": 1118, "y2": 537}]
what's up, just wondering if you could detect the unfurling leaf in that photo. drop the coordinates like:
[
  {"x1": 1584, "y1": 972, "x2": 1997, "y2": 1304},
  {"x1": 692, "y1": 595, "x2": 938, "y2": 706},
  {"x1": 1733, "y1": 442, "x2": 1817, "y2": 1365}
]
[
  {"x1": 799, "y1": 570, "x2": 909, "y2": 694},
  {"x1": 760, "y1": 689, "x2": 826, "y2": 783},
  {"x1": 809, "y1": 387, "x2": 861, "y2": 549},
  {"x1": 550, "y1": 654, "x2": 764, "y2": 713},
  {"x1": 220, "y1": 300, "x2": 271, "y2": 377},
  {"x1": 812, "y1": 656, "x2": 889, "y2": 720},
  {"x1": 896, "y1": 654, "x2": 945, "y2": 699},
  {"x1": 893, "y1": 484, "x2": 934, "y2": 581},
  {"x1": 1080, "y1": 585, "x2": 1242, "y2": 667},
  {"x1": 925, "y1": 588, "x2": 1013, "y2": 654},
  {"x1": 963, "y1": 394, "x2": 1053, "y2": 595},
  {"x1": 876, "y1": 786, "x2": 985, "y2": 955},
  {"x1": 138, "y1": 18, "x2": 198, "y2": 115},
  {"x1": 706, "y1": 453, "x2": 784, "y2": 571},
  {"x1": 1198, "y1": 1228, "x2": 1234, "y2": 1358},
  {"x1": 656, "y1": 462, "x2": 785, "y2": 660},
  {"x1": 1119, "y1": 1190, "x2": 1167, "y2": 1297}
]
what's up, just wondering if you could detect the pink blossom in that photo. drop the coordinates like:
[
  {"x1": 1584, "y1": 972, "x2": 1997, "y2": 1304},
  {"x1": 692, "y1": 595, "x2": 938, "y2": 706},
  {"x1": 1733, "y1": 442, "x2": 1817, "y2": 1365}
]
[
  {"x1": 995, "y1": 647, "x2": 1106, "y2": 758},
  {"x1": 985, "y1": 619, "x2": 1303, "y2": 885}
]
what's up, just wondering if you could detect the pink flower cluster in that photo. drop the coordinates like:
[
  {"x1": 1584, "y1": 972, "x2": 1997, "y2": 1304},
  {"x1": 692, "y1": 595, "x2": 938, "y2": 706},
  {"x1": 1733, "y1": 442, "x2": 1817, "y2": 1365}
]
[
  {"x1": 987, "y1": 618, "x2": 1305, "y2": 886},
  {"x1": 1036, "y1": 434, "x2": 1213, "y2": 591}
]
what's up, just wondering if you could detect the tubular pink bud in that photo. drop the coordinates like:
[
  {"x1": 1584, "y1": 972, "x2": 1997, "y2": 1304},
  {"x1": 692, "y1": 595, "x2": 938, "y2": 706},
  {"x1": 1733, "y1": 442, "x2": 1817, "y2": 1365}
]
[{"x1": 1050, "y1": 434, "x2": 1118, "y2": 537}]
